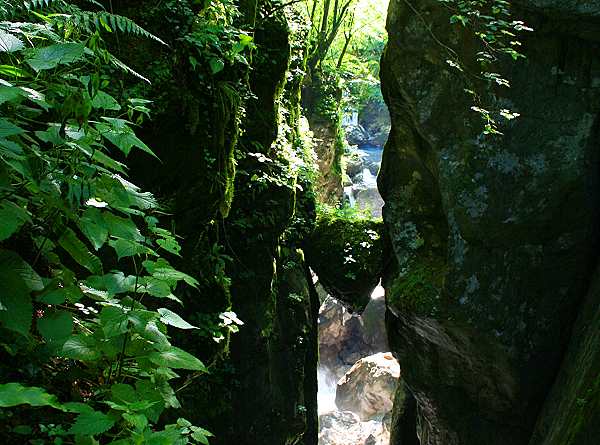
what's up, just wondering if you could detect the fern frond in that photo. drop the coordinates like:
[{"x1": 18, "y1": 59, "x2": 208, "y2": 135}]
[
  {"x1": 55, "y1": 11, "x2": 167, "y2": 46},
  {"x1": 108, "y1": 53, "x2": 151, "y2": 84},
  {"x1": 14, "y1": 2, "x2": 166, "y2": 46},
  {"x1": 98, "y1": 12, "x2": 166, "y2": 45}
]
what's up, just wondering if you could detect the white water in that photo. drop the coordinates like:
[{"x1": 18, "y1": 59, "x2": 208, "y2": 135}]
[
  {"x1": 344, "y1": 145, "x2": 384, "y2": 217},
  {"x1": 361, "y1": 167, "x2": 377, "y2": 188},
  {"x1": 344, "y1": 185, "x2": 356, "y2": 207},
  {"x1": 317, "y1": 365, "x2": 339, "y2": 415}
]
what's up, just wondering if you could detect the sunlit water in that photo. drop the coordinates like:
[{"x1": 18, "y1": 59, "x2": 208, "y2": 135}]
[{"x1": 317, "y1": 365, "x2": 339, "y2": 415}]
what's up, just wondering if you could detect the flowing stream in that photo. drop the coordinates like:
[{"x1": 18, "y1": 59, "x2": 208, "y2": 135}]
[{"x1": 344, "y1": 144, "x2": 384, "y2": 217}]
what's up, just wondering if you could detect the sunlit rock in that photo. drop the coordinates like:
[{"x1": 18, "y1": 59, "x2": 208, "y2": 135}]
[
  {"x1": 336, "y1": 352, "x2": 400, "y2": 421},
  {"x1": 318, "y1": 410, "x2": 389, "y2": 445},
  {"x1": 318, "y1": 294, "x2": 389, "y2": 379}
]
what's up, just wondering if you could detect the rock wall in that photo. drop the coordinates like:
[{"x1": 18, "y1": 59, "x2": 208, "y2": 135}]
[
  {"x1": 380, "y1": 0, "x2": 600, "y2": 443},
  {"x1": 302, "y1": 72, "x2": 345, "y2": 204},
  {"x1": 530, "y1": 265, "x2": 600, "y2": 445},
  {"x1": 112, "y1": 1, "x2": 319, "y2": 444}
]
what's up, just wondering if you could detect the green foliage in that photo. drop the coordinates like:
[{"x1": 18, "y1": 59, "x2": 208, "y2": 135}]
[
  {"x1": 317, "y1": 201, "x2": 379, "y2": 222},
  {"x1": 0, "y1": 2, "x2": 219, "y2": 444},
  {"x1": 183, "y1": 0, "x2": 255, "y2": 76},
  {"x1": 436, "y1": 0, "x2": 533, "y2": 135}
]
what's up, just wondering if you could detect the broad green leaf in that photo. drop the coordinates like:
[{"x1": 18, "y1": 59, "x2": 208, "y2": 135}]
[
  {"x1": 143, "y1": 259, "x2": 199, "y2": 288},
  {"x1": 109, "y1": 238, "x2": 153, "y2": 260},
  {"x1": 191, "y1": 426, "x2": 214, "y2": 444},
  {"x1": 0, "y1": 31, "x2": 24, "y2": 53},
  {"x1": 87, "y1": 272, "x2": 136, "y2": 296},
  {"x1": 62, "y1": 335, "x2": 101, "y2": 361},
  {"x1": 26, "y1": 43, "x2": 85, "y2": 71},
  {"x1": 58, "y1": 228, "x2": 102, "y2": 274},
  {"x1": 0, "y1": 250, "x2": 42, "y2": 336},
  {"x1": 37, "y1": 286, "x2": 83, "y2": 304},
  {"x1": 209, "y1": 58, "x2": 224, "y2": 74},
  {"x1": 148, "y1": 346, "x2": 207, "y2": 371},
  {"x1": 139, "y1": 277, "x2": 172, "y2": 298},
  {"x1": 0, "y1": 85, "x2": 23, "y2": 105},
  {"x1": 0, "y1": 383, "x2": 63, "y2": 410},
  {"x1": 78, "y1": 208, "x2": 108, "y2": 250},
  {"x1": 99, "y1": 306, "x2": 128, "y2": 338},
  {"x1": 0, "y1": 249, "x2": 43, "y2": 291},
  {"x1": 0, "y1": 201, "x2": 30, "y2": 241},
  {"x1": 0, "y1": 138, "x2": 23, "y2": 157},
  {"x1": 86, "y1": 148, "x2": 127, "y2": 174},
  {"x1": 91, "y1": 91, "x2": 121, "y2": 110},
  {"x1": 96, "y1": 120, "x2": 157, "y2": 158},
  {"x1": 37, "y1": 310, "x2": 73, "y2": 344},
  {"x1": 158, "y1": 308, "x2": 197, "y2": 330},
  {"x1": 63, "y1": 402, "x2": 95, "y2": 414},
  {"x1": 156, "y1": 237, "x2": 181, "y2": 256},
  {"x1": 103, "y1": 212, "x2": 144, "y2": 241},
  {"x1": 68, "y1": 410, "x2": 116, "y2": 436},
  {"x1": 122, "y1": 412, "x2": 148, "y2": 431},
  {"x1": 127, "y1": 309, "x2": 158, "y2": 333},
  {"x1": 0, "y1": 118, "x2": 25, "y2": 137},
  {"x1": 135, "y1": 380, "x2": 165, "y2": 423},
  {"x1": 141, "y1": 427, "x2": 183, "y2": 445},
  {"x1": 94, "y1": 175, "x2": 158, "y2": 210},
  {"x1": 140, "y1": 320, "x2": 170, "y2": 347},
  {"x1": 110, "y1": 383, "x2": 137, "y2": 404}
]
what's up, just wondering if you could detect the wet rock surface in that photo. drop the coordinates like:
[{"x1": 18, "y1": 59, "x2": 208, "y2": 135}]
[
  {"x1": 319, "y1": 411, "x2": 389, "y2": 445},
  {"x1": 318, "y1": 294, "x2": 389, "y2": 379}
]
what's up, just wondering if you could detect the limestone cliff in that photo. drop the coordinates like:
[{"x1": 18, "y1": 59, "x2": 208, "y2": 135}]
[{"x1": 379, "y1": 0, "x2": 600, "y2": 443}]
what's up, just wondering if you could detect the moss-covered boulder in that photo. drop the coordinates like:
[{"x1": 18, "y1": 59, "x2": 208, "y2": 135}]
[{"x1": 305, "y1": 212, "x2": 383, "y2": 312}]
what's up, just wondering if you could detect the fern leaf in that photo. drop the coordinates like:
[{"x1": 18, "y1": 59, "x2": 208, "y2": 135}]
[
  {"x1": 99, "y1": 13, "x2": 166, "y2": 46},
  {"x1": 108, "y1": 53, "x2": 151, "y2": 84}
]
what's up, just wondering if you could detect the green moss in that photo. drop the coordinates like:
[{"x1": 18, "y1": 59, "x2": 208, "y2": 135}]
[
  {"x1": 305, "y1": 209, "x2": 383, "y2": 311},
  {"x1": 388, "y1": 255, "x2": 448, "y2": 316}
]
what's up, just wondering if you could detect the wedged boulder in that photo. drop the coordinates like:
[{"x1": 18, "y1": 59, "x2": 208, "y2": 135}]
[
  {"x1": 319, "y1": 411, "x2": 389, "y2": 445},
  {"x1": 319, "y1": 296, "x2": 366, "y2": 378},
  {"x1": 336, "y1": 352, "x2": 400, "y2": 420},
  {"x1": 319, "y1": 296, "x2": 353, "y2": 348},
  {"x1": 305, "y1": 215, "x2": 383, "y2": 312}
]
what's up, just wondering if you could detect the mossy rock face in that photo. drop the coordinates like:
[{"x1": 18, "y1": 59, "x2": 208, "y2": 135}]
[
  {"x1": 305, "y1": 215, "x2": 383, "y2": 312},
  {"x1": 109, "y1": 2, "x2": 319, "y2": 444},
  {"x1": 387, "y1": 255, "x2": 447, "y2": 317},
  {"x1": 380, "y1": 0, "x2": 600, "y2": 442},
  {"x1": 302, "y1": 71, "x2": 345, "y2": 204}
]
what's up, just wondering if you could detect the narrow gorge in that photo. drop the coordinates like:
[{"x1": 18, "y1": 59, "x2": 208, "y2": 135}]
[{"x1": 0, "y1": 1, "x2": 598, "y2": 445}]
